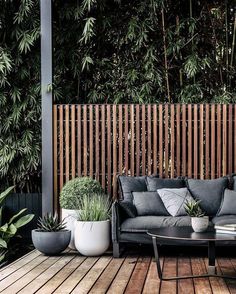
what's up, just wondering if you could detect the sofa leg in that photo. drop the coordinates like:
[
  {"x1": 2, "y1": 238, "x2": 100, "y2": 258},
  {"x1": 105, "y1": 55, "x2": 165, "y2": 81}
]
[{"x1": 113, "y1": 242, "x2": 121, "y2": 258}]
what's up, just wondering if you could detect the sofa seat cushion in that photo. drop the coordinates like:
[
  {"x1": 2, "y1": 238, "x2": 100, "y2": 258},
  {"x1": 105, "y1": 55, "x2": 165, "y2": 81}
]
[
  {"x1": 187, "y1": 177, "x2": 228, "y2": 216},
  {"x1": 120, "y1": 216, "x2": 192, "y2": 233},
  {"x1": 212, "y1": 215, "x2": 236, "y2": 226},
  {"x1": 118, "y1": 176, "x2": 147, "y2": 202}
]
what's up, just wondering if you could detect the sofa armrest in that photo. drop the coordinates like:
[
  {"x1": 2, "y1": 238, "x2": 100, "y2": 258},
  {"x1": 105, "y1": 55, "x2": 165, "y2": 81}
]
[{"x1": 112, "y1": 201, "x2": 128, "y2": 242}]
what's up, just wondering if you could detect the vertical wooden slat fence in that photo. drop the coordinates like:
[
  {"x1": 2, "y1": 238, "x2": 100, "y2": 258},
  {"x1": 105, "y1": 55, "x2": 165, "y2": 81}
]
[{"x1": 53, "y1": 104, "x2": 236, "y2": 207}]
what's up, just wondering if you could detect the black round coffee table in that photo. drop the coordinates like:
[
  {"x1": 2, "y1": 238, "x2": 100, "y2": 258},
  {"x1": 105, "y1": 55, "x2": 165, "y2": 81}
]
[{"x1": 147, "y1": 226, "x2": 236, "y2": 281}]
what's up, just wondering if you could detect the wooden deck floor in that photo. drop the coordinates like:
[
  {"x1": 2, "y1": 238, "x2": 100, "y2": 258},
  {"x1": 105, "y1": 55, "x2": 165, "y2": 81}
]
[{"x1": 1, "y1": 249, "x2": 236, "y2": 293}]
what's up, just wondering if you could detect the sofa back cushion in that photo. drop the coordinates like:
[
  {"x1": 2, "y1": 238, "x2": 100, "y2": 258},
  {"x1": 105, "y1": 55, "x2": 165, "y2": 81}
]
[
  {"x1": 157, "y1": 187, "x2": 194, "y2": 216},
  {"x1": 187, "y1": 177, "x2": 228, "y2": 216},
  {"x1": 119, "y1": 201, "x2": 137, "y2": 218},
  {"x1": 132, "y1": 191, "x2": 169, "y2": 216},
  {"x1": 146, "y1": 177, "x2": 186, "y2": 191},
  {"x1": 217, "y1": 189, "x2": 236, "y2": 216},
  {"x1": 118, "y1": 176, "x2": 147, "y2": 202}
]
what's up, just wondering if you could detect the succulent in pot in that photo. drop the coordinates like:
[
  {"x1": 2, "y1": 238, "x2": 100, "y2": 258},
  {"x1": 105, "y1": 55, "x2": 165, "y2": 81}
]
[
  {"x1": 32, "y1": 213, "x2": 71, "y2": 255},
  {"x1": 184, "y1": 199, "x2": 209, "y2": 233},
  {"x1": 74, "y1": 193, "x2": 111, "y2": 256},
  {"x1": 60, "y1": 177, "x2": 104, "y2": 249}
]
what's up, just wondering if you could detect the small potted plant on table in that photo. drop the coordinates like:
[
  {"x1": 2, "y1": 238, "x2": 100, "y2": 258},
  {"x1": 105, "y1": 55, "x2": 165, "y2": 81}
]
[
  {"x1": 32, "y1": 213, "x2": 71, "y2": 255},
  {"x1": 60, "y1": 177, "x2": 104, "y2": 249},
  {"x1": 74, "y1": 193, "x2": 111, "y2": 256},
  {"x1": 184, "y1": 199, "x2": 209, "y2": 232}
]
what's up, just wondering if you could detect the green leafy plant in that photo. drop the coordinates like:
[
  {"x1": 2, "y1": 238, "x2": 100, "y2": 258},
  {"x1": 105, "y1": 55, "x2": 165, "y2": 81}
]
[
  {"x1": 37, "y1": 213, "x2": 66, "y2": 232},
  {"x1": 0, "y1": 186, "x2": 34, "y2": 262},
  {"x1": 184, "y1": 199, "x2": 205, "y2": 218},
  {"x1": 78, "y1": 194, "x2": 111, "y2": 222},
  {"x1": 60, "y1": 177, "x2": 104, "y2": 210}
]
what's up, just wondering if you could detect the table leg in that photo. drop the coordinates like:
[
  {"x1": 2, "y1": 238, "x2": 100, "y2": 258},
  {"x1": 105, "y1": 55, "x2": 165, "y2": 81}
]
[
  {"x1": 152, "y1": 236, "x2": 163, "y2": 279},
  {"x1": 208, "y1": 241, "x2": 216, "y2": 275}
]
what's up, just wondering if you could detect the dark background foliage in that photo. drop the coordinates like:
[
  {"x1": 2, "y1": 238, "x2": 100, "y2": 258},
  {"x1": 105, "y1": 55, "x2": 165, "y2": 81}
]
[{"x1": 0, "y1": 0, "x2": 235, "y2": 190}]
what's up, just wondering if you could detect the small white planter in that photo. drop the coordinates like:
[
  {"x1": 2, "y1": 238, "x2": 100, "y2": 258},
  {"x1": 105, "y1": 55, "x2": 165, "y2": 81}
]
[
  {"x1": 191, "y1": 216, "x2": 209, "y2": 233},
  {"x1": 61, "y1": 208, "x2": 78, "y2": 250},
  {"x1": 74, "y1": 220, "x2": 110, "y2": 256}
]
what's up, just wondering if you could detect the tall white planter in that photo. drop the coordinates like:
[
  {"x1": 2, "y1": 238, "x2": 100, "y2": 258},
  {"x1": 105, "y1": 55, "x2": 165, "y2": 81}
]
[
  {"x1": 75, "y1": 220, "x2": 110, "y2": 256},
  {"x1": 61, "y1": 209, "x2": 78, "y2": 250}
]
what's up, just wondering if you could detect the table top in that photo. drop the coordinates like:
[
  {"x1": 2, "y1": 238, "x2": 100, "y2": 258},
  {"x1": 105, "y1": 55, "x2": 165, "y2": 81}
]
[{"x1": 147, "y1": 226, "x2": 236, "y2": 241}]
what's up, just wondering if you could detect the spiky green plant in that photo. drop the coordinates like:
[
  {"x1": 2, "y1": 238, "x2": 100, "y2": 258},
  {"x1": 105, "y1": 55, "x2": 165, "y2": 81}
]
[
  {"x1": 37, "y1": 213, "x2": 66, "y2": 232},
  {"x1": 78, "y1": 194, "x2": 111, "y2": 222},
  {"x1": 184, "y1": 199, "x2": 205, "y2": 217}
]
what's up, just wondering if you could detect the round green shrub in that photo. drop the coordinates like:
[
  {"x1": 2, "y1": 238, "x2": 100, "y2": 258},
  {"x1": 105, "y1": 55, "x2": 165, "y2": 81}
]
[{"x1": 60, "y1": 177, "x2": 104, "y2": 210}]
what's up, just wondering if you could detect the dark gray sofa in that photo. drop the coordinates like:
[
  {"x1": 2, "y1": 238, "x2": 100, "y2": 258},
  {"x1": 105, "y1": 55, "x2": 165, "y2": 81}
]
[{"x1": 112, "y1": 175, "x2": 236, "y2": 257}]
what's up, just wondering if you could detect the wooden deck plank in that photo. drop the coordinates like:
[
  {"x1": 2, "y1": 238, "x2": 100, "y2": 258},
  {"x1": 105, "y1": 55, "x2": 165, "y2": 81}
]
[
  {"x1": 177, "y1": 257, "x2": 194, "y2": 294},
  {"x1": 89, "y1": 257, "x2": 125, "y2": 293},
  {"x1": 142, "y1": 258, "x2": 163, "y2": 294},
  {"x1": 203, "y1": 258, "x2": 230, "y2": 294},
  {"x1": 0, "y1": 255, "x2": 52, "y2": 292},
  {"x1": 71, "y1": 256, "x2": 112, "y2": 294},
  {"x1": 17, "y1": 254, "x2": 75, "y2": 294},
  {"x1": 124, "y1": 256, "x2": 151, "y2": 294},
  {"x1": 54, "y1": 257, "x2": 98, "y2": 294},
  {"x1": 107, "y1": 257, "x2": 137, "y2": 294},
  {"x1": 191, "y1": 257, "x2": 212, "y2": 294},
  {"x1": 0, "y1": 250, "x2": 40, "y2": 280},
  {"x1": 159, "y1": 257, "x2": 177, "y2": 294},
  {"x1": 35, "y1": 256, "x2": 86, "y2": 294},
  {"x1": 218, "y1": 258, "x2": 236, "y2": 294}
]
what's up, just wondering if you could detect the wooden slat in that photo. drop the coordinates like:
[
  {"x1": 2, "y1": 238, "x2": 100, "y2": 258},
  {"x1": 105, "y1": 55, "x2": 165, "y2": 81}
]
[
  {"x1": 164, "y1": 104, "x2": 169, "y2": 177},
  {"x1": 77, "y1": 105, "x2": 82, "y2": 176},
  {"x1": 89, "y1": 105, "x2": 93, "y2": 178},
  {"x1": 223, "y1": 104, "x2": 227, "y2": 176},
  {"x1": 83, "y1": 105, "x2": 87, "y2": 177},
  {"x1": 107, "y1": 105, "x2": 112, "y2": 195},
  {"x1": 65, "y1": 105, "x2": 70, "y2": 181},
  {"x1": 142, "y1": 105, "x2": 146, "y2": 175},
  {"x1": 205, "y1": 104, "x2": 210, "y2": 179},
  {"x1": 159, "y1": 105, "x2": 163, "y2": 177},
  {"x1": 124, "y1": 105, "x2": 129, "y2": 175},
  {"x1": 193, "y1": 104, "x2": 198, "y2": 179},
  {"x1": 143, "y1": 258, "x2": 163, "y2": 294},
  {"x1": 71, "y1": 105, "x2": 76, "y2": 179},
  {"x1": 176, "y1": 104, "x2": 180, "y2": 177},
  {"x1": 59, "y1": 106, "x2": 64, "y2": 190},
  {"x1": 211, "y1": 104, "x2": 216, "y2": 179},
  {"x1": 112, "y1": 105, "x2": 117, "y2": 199},
  {"x1": 101, "y1": 105, "x2": 106, "y2": 188},
  {"x1": 170, "y1": 104, "x2": 175, "y2": 178},
  {"x1": 135, "y1": 105, "x2": 140, "y2": 176},
  {"x1": 178, "y1": 257, "x2": 194, "y2": 294},
  {"x1": 160, "y1": 257, "x2": 177, "y2": 294},
  {"x1": 199, "y1": 104, "x2": 204, "y2": 179},
  {"x1": 153, "y1": 105, "x2": 158, "y2": 175},
  {"x1": 187, "y1": 104, "x2": 192, "y2": 178},
  {"x1": 119, "y1": 105, "x2": 123, "y2": 175},
  {"x1": 95, "y1": 105, "x2": 100, "y2": 181},
  {"x1": 182, "y1": 104, "x2": 186, "y2": 177},
  {"x1": 147, "y1": 104, "x2": 152, "y2": 175},
  {"x1": 191, "y1": 258, "x2": 212, "y2": 294},
  {"x1": 53, "y1": 106, "x2": 58, "y2": 211},
  {"x1": 217, "y1": 104, "x2": 221, "y2": 177},
  {"x1": 228, "y1": 104, "x2": 233, "y2": 174},
  {"x1": 130, "y1": 105, "x2": 135, "y2": 176}
]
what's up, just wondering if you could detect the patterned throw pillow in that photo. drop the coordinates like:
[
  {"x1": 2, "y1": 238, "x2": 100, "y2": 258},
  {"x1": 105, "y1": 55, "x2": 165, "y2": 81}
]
[{"x1": 157, "y1": 187, "x2": 195, "y2": 217}]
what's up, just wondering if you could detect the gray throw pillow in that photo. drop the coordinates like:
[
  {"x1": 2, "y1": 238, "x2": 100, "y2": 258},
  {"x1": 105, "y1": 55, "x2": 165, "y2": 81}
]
[
  {"x1": 157, "y1": 187, "x2": 194, "y2": 217},
  {"x1": 119, "y1": 201, "x2": 137, "y2": 218},
  {"x1": 217, "y1": 189, "x2": 236, "y2": 216},
  {"x1": 146, "y1": 177, "x2": 186, "y2": 192},
  {"x1": 187, "y1": 177, "x2": 228, "y2": 216},
  {"x1": 132, "y1": 191, "x2": 169, "y2": 216},
  {"x1": 118, "y1": 176, "x2": 147, "y2": 202}
]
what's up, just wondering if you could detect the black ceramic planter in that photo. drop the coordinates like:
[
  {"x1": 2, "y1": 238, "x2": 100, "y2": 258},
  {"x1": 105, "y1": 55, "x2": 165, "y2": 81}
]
[{"x1": 32, "y1": 229, "x2": 71, "y2": 255}]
